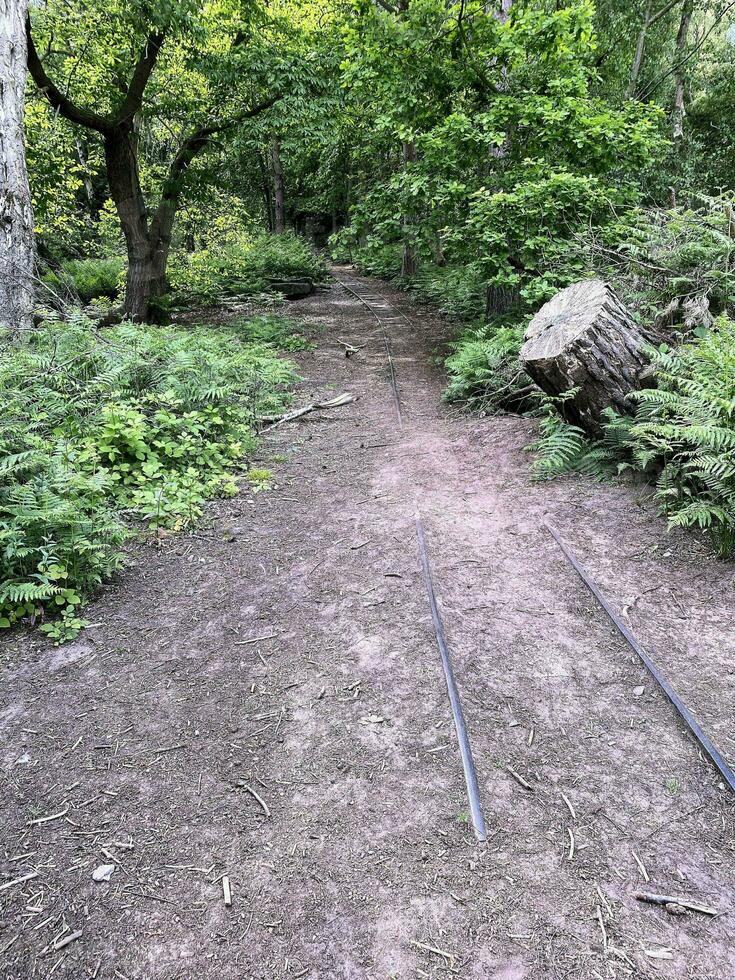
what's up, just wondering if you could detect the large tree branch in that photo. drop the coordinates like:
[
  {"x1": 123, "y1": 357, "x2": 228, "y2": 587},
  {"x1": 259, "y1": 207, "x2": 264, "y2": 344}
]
[
  {"x1": 647, "y1": 0, "x2": 684, "y2": 28},
  {"x1": 25, "y1": 17, "x2": 112, "y2": 133},
  {"x1": 177, "y1": 94, "x2": 282, "y2": 154},
  {"x1": 149, "y1": 96, "x2": 281, "y2": 246},
  {"x1": 114, "y1": 31, "x2": 166, "y2": 125}
]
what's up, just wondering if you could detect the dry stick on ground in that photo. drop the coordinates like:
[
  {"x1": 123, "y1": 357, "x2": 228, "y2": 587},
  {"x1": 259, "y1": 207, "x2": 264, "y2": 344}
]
[
  {"x1": 235, "y1": 633, "x2": 278, "y2": 646},
  {"x1": 261, "y1": 393, "x2": 357, "y2": 431},
  {"x1": 0, "y1": 870, "x2": 38, "y2": 891},
  {"x1": 506, "y1": 766, "x2": 534, "y2": 791},
  {"x1": 337, "y1": 339, "x2": 367, "y2": 357},
  {"x1": 222, "y1": 875, "x2": 233, "y2": 907},
  {"x1": 238, "y1": 782, "x2": 271, "y2": 818},
  {"x1": 635, "y1": 891, "x2": 721, "y2": 916}
]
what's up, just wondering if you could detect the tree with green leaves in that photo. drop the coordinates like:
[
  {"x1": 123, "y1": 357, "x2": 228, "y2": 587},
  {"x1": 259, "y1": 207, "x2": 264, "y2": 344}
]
[{"x1": 25, "y1": 0, "x2": 285, "y2": 321}]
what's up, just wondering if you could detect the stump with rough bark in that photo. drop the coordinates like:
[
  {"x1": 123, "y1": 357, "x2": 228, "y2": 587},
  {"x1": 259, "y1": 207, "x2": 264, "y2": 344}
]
[{"x1": 520, "y1": 279, "x2": 649, "y2": 434}]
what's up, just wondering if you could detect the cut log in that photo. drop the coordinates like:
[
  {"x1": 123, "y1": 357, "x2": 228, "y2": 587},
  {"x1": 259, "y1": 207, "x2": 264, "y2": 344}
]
[
  {"x1": 520, "y1": 279, "x2": 648, "y2": 435},
  {"x1": 269, "y1": 279, "x2": 314, "y2": 300}
]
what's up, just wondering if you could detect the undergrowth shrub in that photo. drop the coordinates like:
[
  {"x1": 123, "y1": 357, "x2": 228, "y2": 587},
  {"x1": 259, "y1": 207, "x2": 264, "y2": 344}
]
[
  {"x1": 592, "y1": 200, "x2": 735, "y2": 325},
  {"x1": 444, "y1": 324, "x2": 528, "y2": 407},
  {"x1": 169, "y1": 231, "x2": 327, "y2": 307},
  {"x1": 528, "y1": 320, "x2": 735, "y2": 556},
  {"x1": 0, "y1": 312, "x2": 300, "y2": 632},
  {"x1": 406, "y1": 265, "x2": 487, "y2": 321},
  {"x1": 42, "y1": 257, "x2": 125, "y2": 304},
  {"x1": 622, "y1": 321, "x2": 735, "y2": 556}
]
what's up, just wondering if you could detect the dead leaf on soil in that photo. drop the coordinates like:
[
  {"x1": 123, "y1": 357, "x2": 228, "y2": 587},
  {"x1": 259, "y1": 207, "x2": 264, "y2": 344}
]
[
  {"x1": 644, "y1": 947, "x2": 675, "y2": 960},
  {"x1": 92, "y1": 864, "x2": 115, "y2": 883}
]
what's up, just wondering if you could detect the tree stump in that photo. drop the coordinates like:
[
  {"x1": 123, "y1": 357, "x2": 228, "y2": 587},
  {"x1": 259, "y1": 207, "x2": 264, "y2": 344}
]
[{"x1": 520, "y1": 279, "x2": 649, "y2": 434}]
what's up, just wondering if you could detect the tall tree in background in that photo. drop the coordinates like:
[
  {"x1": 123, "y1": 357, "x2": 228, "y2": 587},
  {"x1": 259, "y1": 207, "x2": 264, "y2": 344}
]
[
  {"x1": 626, "y1": 0, "x2": 683, "y2": 98},
  {"x1": 671, "y1": 0, "x2": 695, "y2": 138},
  {"x1": 0, "y1": 0, "x2": 35, "y2": 334},
  {"x1": 25, "y1": 1, "x2": 283, "y2": 322}
]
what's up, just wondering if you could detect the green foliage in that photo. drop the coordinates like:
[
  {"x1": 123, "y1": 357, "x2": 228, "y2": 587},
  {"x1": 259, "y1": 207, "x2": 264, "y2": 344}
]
[
  {"x1": 40, "y1": 609, "x2": 91, "y2": 645},
  {"x1": 169, "y1": 232, "x2": 327, "y2": 307},
  {"x1": 42, "y1": 257, "x2": 125, "y2": 305},
  {"x1": 232, "y1": 313, "x2": 313, "y2": 351},
  {"x1": 527, "y1": 322, "x2": 735, "y2": 556},
  {"x1": 0, "y1": 311, "x2": 300, "y2": 631},
  {"x1": 620, "y1": 322, "x2": 735, "y2": 556},
  {"x1": 591, "y1": 201, "x2": 735, "y2": 326},
  {"x1": 444, "y1": 321, "x2": 528, "y2": 408},
  {"x1": 527, "y1": 403, "x2": 592, "y2": 480},
  {"x1": 406, "y1": 265, "x2": 487, "y2": 321},
  {"x1": 526, "y1": 395, "x2": 615, "y2": 482}
]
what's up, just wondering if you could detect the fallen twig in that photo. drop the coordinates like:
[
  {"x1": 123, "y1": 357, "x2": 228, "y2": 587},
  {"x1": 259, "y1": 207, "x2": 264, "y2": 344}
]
[
  {"x1": 28, "y1": 807, "x2": 68, "y2": 826},
  {"x1": 54, "y1": 930, "x2": 82, "y2": 951},
  {"x1": 222, "y1": 875, "x2": 233, "y2": 907},
  {"x1": 0, "y1": 870, "x2": 39, "y2": 892},
  {"x1": 635, "y1": 891, "x2": 721, "y2": 916},
  {"x1": 632, "y1": 851, "x2": 649, "y2": 882},
  {"x1": 337, "y1": 339, "x2": 367, "y2": 357},
  {"x1": 261, "y1": 393, "x2": 357, "y2": 430},
  {"x1": 237, "y1": 781, "x2": 271, "y2": 818},
  {"x1": 235, "y1": 633, "x2": 278, "y2": 646},
  {"x1": 506, "y1": 766, "x2": 534, "y2": 791}
]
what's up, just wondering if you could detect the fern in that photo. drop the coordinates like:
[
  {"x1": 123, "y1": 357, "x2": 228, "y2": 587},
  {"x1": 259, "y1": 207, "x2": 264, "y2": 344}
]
[
  {"x1": 0, "y1": 310, "x2": 302, "y2": 629},
  {"x1": 613, "y1": 318, "x2": 735, "y2": 555}
]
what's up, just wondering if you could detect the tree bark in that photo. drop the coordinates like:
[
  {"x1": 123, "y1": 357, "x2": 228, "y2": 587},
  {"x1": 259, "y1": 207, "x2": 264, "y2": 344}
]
[
  {"x1": 104, "y1": 126, "x2": 154, "y2": 321},
  {"x1": 627, "y1": 0, "x2": 684, "y2": 98},
  {"x1": 257, "y1": 149, "x2": 274, "y2": 231},
  {"x1": 271, "y1": 139, "x2": 286, "y2": 233},
  {"x1": 400, "y1": 140, "x2": 417, "y2": 278},
  {"x1": 627, "y1": 0, "x2": 653, "y2": 98},
  {"x1": 671, "y1": 0, "x2": 694, "y2": 140},
  {"x1": 520, "y1": 280, "x2": 649, "y2": 435},
  {"x1": 0, "y1": 0, "x2": 36, "y2": 334}
]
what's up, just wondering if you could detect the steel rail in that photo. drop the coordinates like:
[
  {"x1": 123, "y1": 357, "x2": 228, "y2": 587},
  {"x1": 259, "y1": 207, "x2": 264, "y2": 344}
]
[
  {"x1": 547, "y1": 523, "x2": 735, "y2": 794},
  {"x1": 415, "y1": 512, "x2": 488, "y2": 840},
  {"x1": 332, "y1": 273, "x2": 404, "y2": 430},
  {"x1": 332, "y1": 269, "x2": 488, "y2": 840}
]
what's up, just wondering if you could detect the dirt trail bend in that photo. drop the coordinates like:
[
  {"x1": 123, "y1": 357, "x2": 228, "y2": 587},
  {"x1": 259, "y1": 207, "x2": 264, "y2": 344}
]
[{"x1": 1, "y1": 270, "x2": 734, "y2": 980}]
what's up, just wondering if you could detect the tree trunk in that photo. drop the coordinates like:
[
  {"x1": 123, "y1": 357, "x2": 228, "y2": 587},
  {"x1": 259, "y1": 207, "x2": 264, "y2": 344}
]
[
  {"x1": 400, "y1": 140, "x2": 417, "y2": 278},
  {"x1": 0, "y1": 0, "x2": 36, "y2": 334},
  {"x1": 271, "y1": 138, "x2": 286, "y2": 234},
  {"x1": 520, "y1": 280, "x2": 649, "y2": 435},
  {"x1": 257, "y1": 149, "x2": 274, "y2": 231},
  {"x1": 104, "y1": 126, "x2": 153, "y2": 321},
  {"x1": 671, "y1": 0, "x2": 694, "y2": 140},
  {"x1": 75, "y1": 136, "x2": 96, "y2": 213},
  {"x1": 627, "y1": 0, "x2": 653, "y2": 97}
]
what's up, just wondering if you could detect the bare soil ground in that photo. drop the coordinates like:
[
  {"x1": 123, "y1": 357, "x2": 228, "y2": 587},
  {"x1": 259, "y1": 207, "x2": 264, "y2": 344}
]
[{"x1": 1, "y1": 271, "x2": 734, "y2": 980}]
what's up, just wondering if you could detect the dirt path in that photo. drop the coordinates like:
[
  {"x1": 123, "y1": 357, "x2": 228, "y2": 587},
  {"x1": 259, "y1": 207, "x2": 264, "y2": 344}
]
[{"x1": 1, "y1": 271, "x2": 734, "y2": 980}]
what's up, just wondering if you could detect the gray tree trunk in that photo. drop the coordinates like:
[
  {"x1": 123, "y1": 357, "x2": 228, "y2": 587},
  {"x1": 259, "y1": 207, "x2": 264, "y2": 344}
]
[
  {"x1": 400, "y1": 140, "x2": 417, "y2": 278},
  {"x1": 627, "y1": 0, "x2": 653, "y2": 97},
  {"x1": 671, "y1": 0, "x2": 694, "y2": 140},
  {"x1": 520, "y1": 280, "x2": 649, "y2": 435},
  {"x1": 0, "y1": 0, "x2": 36, "y2": 334},
  {"x1": 271, "y1": 139, "x2": 286, "y2": 234}
]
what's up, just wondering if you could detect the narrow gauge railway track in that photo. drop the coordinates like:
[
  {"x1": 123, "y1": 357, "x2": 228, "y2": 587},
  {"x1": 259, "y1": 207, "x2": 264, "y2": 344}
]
[
  {"x1": 331, "y1": 266, "x2": 735, "y2": 820},
  {"x1": 332, "y1": 268, "x2": 487, "y2": 842}
]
